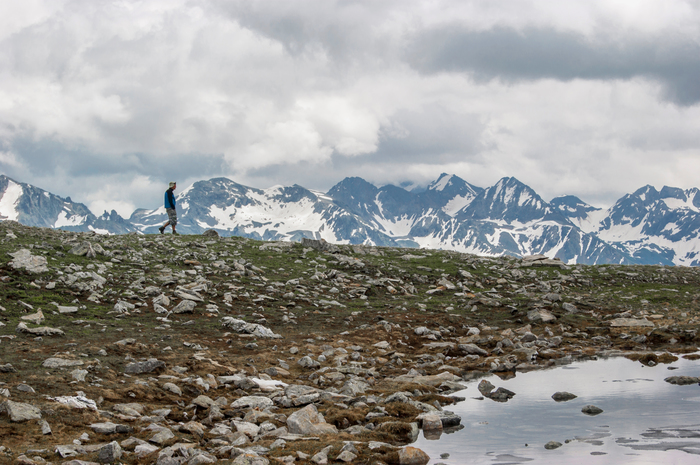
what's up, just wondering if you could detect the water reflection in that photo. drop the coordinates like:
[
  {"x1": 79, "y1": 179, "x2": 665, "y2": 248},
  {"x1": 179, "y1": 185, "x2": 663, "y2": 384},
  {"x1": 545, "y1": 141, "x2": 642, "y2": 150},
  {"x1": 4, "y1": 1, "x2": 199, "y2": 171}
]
[{"x1": 414, "y1": 355, "x2": 700, "y2": 464}]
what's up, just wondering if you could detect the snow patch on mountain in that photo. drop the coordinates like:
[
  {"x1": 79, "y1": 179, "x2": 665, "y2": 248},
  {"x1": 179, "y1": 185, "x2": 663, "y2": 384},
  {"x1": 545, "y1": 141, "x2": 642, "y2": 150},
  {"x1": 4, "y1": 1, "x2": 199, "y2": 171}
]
[
  {"x1": 428, "y1": 174, "x2": 454, "y2": 192},
  {"x1": 443, "y1": 195, "x2": 475, "y2": 216},
  {"x1": 0, "y1": 179, "x2": 22, "y2": 220},
  {"x1": 54, "y1": 210, "x2": 87, "y2": 228},
  {"x1": 663, "y1": 197, "x2": 700, "y2": 212}
]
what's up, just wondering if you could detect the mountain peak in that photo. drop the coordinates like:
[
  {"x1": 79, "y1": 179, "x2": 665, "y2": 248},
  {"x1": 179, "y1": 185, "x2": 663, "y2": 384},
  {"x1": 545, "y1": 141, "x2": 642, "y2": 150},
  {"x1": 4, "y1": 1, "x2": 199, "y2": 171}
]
[{"x1": 427, "y1": 173, "x2": 454, "y2": 191}]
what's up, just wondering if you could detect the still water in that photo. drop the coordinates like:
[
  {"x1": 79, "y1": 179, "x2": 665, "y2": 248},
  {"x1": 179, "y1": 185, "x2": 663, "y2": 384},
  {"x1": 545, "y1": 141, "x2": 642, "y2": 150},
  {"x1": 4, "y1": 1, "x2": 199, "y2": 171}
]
[{"x1": 413, "y1": 355, "x2": 700, "y2": 464}]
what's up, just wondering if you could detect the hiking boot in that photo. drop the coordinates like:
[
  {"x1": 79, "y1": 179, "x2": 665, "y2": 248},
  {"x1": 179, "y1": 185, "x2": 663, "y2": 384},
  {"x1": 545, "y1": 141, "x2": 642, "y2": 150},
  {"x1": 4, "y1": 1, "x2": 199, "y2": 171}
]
[
  {"x1": 172, "y1": 231, "x2": 179, "y2": 235},
  {"x1": 159, "y1": 226, "x2": 165, "y2": 234}
]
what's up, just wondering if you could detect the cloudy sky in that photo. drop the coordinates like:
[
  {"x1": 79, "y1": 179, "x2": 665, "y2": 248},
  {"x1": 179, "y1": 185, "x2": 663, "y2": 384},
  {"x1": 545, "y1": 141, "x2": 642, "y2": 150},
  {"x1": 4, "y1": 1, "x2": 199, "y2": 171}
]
[{"x1": 1, "y1": 0, "x2": 699, "y2": 216}]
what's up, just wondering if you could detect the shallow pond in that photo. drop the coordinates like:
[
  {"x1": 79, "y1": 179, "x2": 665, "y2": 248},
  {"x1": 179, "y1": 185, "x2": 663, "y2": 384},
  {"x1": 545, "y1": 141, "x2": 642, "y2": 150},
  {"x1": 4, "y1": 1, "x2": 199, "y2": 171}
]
[{"x1": 414, "y1": 355, "x2": 700, "y2": 464}]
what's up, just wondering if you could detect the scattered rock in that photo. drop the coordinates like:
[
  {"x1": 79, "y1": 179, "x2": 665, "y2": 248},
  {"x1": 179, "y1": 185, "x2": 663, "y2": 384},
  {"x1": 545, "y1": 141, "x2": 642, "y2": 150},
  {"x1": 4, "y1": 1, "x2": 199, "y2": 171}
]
[
  {"x1": 610, "y1": 318, "x2": 654, "y2": 327},
  {"x1": 16, "y1": 322, "x2": 64, "y2": 337},
  {"x1": 286, "y1": 404, "x2": 338, "y2": 436},
  {"x1": 97, "y1": 441, "x2": 122, "y2": 463},
  {"x1": 0, "y1": 400, "x2": 42, "y2": 422},
  {"x1": 581, "y1": 405, "x2": 604, "y2": 416},
  {"x1": 221, "y1": 317, "x2": 282, "y2": 338},
  {"x1": 396, "y1": 446, "x2": 430, "y2": 465},
  {"x1": 665, "y1": 376, "x2": 700, "y2": 385},
  {"x1": 124, "y1": 359, "x2": 166, "y2": 374},
  {"x1": 551, "y1": 392, "x2": 577, "y2": 402},
  {"x1": 231, "y1": 396, "x2": 274, "y2": 410},
  {"x1": 42, "y1": 358, "x2": 84, "y2": 368},
  {"x1": 9, "y1": 249, "x2": 49, "y2": 273}
]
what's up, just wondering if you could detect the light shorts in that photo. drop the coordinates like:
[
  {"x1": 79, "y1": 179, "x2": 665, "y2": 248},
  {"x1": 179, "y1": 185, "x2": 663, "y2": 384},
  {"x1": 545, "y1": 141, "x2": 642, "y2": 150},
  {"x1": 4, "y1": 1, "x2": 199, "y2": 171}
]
[{"x1": 166, "y1": 208, "x2": 178, "y2": 226}]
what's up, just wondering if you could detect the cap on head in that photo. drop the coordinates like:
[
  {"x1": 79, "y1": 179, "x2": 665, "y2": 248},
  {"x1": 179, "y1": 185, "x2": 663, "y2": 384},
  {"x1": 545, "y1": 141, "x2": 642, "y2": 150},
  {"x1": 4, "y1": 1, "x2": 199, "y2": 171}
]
[{"x1": 169, "y1": 181, "x2": 176, "y2": 188}]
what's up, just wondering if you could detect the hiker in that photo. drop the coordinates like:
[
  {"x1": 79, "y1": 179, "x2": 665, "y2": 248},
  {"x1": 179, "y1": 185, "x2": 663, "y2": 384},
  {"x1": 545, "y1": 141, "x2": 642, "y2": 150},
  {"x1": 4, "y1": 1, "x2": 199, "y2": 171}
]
[{"x1": 159, "y1": 181, "x2": 178, "y2": 235}]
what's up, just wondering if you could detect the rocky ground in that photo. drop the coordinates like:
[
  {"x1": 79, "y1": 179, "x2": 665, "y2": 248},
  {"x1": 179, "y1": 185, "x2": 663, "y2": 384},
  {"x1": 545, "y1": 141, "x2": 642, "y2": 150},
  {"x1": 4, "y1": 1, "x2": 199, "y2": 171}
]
[{"x1": 0, "y1": 221, "x2": 699, "y2": 465}]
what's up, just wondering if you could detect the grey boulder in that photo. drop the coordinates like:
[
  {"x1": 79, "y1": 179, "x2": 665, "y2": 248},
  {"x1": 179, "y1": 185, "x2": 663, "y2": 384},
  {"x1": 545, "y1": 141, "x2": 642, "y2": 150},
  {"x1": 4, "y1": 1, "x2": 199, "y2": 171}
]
[
  {"x1": 0, "y1": 400, "x2": 42, "y2": 422},
  {"x1": 286, "y1": 404, "x2": 338, "y2": 436},
  {"x1": 124, "y1": 359, "x2": 165, "y2": 374}
]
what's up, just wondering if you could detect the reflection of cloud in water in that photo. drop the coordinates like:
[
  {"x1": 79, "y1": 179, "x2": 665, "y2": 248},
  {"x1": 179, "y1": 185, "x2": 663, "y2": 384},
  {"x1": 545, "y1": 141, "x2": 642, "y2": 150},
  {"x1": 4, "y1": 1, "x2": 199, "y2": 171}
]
[
  {"x1": 616, "y1": 425, "x2": 700, "y2": 455},
  {"x1": 486, "y1": 452, "x2": 533, "y2": 463}
]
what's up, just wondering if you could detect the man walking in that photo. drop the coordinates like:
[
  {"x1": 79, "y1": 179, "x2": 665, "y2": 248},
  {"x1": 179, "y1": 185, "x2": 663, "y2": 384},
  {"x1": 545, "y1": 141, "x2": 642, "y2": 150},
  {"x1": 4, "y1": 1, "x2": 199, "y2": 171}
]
[{"x1": 159, "y1": 181, "x2": 178, "y2": 235}]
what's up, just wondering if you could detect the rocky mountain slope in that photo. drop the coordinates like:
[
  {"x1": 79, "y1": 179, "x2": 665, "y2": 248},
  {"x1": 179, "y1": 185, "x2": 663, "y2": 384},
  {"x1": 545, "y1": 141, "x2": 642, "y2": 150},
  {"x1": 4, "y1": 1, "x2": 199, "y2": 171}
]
[
  {"x1": 0, "y1": 175, "x2": 135, "y2": 235},
  {"x1": 2, "y1": 173, "x2": 700, "y2": 266},
  {"x1": 553, "y1": 185, "x2": 700, "y2": 266},
  {"x1": 0, "y1": 221, "x2": 698, "y2": 464}
]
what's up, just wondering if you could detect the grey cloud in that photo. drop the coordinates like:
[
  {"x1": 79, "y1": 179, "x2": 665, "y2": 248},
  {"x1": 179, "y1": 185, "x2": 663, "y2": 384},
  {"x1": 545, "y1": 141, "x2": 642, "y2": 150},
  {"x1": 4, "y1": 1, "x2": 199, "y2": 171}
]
[
  {"x1": 372, "y1": 105, "x2": 488, "y2": 163},
  {"x1": 405, "y1": 25, "x2": 700, "y2": 106},
  {"x1": 244, "y1": 104, "x2": 489, "y2": 190},
  {"x1": 8, "y1": 136, "x2": 226, "y2": 181},
  {"x1": 208, "y1": 0, "x2": 400, "y2": 65}
]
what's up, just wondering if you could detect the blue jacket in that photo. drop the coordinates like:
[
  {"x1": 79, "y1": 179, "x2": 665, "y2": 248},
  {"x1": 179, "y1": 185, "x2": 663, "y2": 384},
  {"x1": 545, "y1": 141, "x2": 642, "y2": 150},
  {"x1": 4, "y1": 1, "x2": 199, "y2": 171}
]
[{"x1": 164, "y1": 188, "x2": 176, "y2": 209}]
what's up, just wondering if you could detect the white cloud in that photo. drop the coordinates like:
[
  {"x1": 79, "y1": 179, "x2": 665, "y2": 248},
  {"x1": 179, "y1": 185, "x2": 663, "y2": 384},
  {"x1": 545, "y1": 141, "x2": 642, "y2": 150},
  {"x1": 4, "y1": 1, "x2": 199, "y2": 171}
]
[{"x1": 0, "y1": 0, "x2": 699, "y2": 214}]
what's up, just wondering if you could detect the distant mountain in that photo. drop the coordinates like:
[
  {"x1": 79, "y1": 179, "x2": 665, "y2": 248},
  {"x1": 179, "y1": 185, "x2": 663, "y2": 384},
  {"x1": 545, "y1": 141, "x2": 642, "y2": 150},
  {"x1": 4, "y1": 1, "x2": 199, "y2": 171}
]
[
  {"x1": 3, "y1": 172, "x2": 700, "y2": 266},
  {"x1": 0, "y1": 175, "x2": 135, "y2": 234},
  {"x1": 563, "y1": 185, "x2": 700, "y2": 266},
  {"x1": 129, "y1": 177, "x2": 401, "y2": 246}
]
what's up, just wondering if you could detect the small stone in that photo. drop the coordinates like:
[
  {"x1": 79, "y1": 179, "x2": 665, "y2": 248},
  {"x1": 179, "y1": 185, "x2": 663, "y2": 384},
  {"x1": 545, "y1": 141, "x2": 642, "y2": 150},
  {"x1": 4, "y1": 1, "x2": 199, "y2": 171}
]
[
  {"x1": 581, "y1": 405, "x2": 603, "y2": 416},
  {"x1": 397, "y1": 446, "x2": 430, "y2": 465},
  {"x1": 0, "y1": 400, "x2": 42, "y2": 422},
  {"x1": 231, "y1": 396, "x2": 274, "y2": 410},
  {"x1": 8, "y1": 249, "x2": 49, "y2": 273},
  {"x1": 134, "y1": 443, "x2": 160, "y2": 456},
  {"x1": 90, "y1": 422, "x2": 118, "y2": 434},
  {"x1": 172, "y1": 300, "x2": 196, "y2": 314},
  {"x1": 0, "y1": 364, "x2": 16, "y2": 373},
  {"x1": 39, "y1": 419, "x2": 52, "y2": 435},
  {"x1": 286, "y1": 404, "x2": 338, "y2": 436},
  {"x1": 421, "y1": 414, "x2": 443, "y2": 431},
  {"x1": 544, "y1": 441, "x2": 562, "y2": 450},
  {"x1": 149, "y1": 427, "x2": 175, "y2": 445},
  {"x1": 124, "y1": 359, "x2": 165, "y2": 374},
  {"x1": 42, "y1": 358, "x2": 83, "y2": 368},
  {"x1": 97, "y1": 441, "x2": 122, "y2": 463},
  {"x1": 665, "y1": 376, "x2": 700, "y2": 385},
  {"x1": 162, "y1": 383, "x2": 182, "y2": 396},
  {"x1": 551, "y1": 392, "x2": 577, "y2": 402},
  {"x1": 336, "y1": 450, "x2": 357, "y2": 462},
  {"x1": 71, "y1": 369, "x2": 89, "y2": 382},
  {"x1": 459, "y1": 343, "x2": 488, "y2": 356}
]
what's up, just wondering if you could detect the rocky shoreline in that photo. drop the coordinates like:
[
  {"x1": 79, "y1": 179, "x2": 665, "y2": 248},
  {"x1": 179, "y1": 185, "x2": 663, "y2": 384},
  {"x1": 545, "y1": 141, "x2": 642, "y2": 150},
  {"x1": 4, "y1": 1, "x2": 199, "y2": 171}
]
[{"x1": 0, "y1": 221, "x2": 698, "y2": 464}]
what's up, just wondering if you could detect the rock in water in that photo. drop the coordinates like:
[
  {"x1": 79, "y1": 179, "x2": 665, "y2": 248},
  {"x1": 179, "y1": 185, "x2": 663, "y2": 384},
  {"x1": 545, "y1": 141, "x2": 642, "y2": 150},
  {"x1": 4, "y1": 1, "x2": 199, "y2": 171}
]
[
  {"x1": 665, "y1": 376, "x2": 700, "y2": 385},
  {"x1": 551, "y1": 391, "x2": 577, "y2": 402},
  {"x1": 478, "y1": 380, "x2": 495, "y2": 396},
  {"x1": 581, "y1": 405, "x2": 603, "y2": 415},
  {"x1": 544, "y1": 441, "x2": 562, "y2": 450},
  {"x1": 488, "y1": 387, "x2": 516, "y2": 402},
  {"x1": 397, "y1": 446, "x2": 430, "y2": 465},
  {"x1": 421, "y1": 413, "x2": 443, "y2": 432}
]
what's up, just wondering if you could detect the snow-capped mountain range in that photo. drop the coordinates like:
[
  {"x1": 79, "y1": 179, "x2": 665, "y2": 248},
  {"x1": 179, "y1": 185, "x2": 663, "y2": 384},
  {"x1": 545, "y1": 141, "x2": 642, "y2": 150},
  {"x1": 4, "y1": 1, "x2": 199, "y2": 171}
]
[{"x1": 2, "y1": 173, "x2": 700, "y2": 266}]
